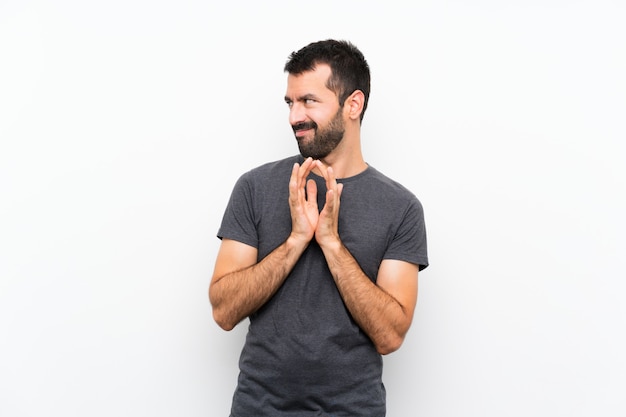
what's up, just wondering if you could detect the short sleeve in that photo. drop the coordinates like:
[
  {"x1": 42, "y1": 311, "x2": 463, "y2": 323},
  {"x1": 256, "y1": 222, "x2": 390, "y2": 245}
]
[
  {"x1": 384, "y1": 197, "x2": 429, "y2": 271},
  {"x1": 217, "y1": 172, "x2": 259, "y2": 249}
]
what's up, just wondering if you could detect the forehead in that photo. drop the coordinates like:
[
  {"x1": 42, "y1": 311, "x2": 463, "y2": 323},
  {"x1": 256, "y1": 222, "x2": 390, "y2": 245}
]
[{"x1": 285, "y1": 64, "x2": 334, "y2": 97}]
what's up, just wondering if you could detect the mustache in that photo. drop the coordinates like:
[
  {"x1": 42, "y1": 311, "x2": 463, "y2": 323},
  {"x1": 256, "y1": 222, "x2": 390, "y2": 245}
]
[{"x1": 292, "y1": 121, "x2": 317, "y2": 133}]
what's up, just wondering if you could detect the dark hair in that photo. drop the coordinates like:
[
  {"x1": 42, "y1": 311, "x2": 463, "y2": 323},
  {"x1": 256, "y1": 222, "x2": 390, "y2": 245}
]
[{"x1": 284, "y1": 39, "x2": 371, "y2": 122}]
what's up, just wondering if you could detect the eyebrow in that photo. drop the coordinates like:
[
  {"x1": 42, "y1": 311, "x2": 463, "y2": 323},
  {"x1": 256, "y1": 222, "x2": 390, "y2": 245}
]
[{"x1": 284, "y1": 93, "x2": 319, "y2": 103}]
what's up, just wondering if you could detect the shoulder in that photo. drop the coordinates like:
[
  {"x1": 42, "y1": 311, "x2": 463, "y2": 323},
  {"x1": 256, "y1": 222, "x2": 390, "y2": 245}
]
[
  {"x1": 356, "y1": 166, "x2": 423, "y2": 209},
  {"x1": 243, "y1": 155, "x2": 302, "y2": 179},
  {"x1": 234, "y1": 155, "x2": 302, "y2": 189}
]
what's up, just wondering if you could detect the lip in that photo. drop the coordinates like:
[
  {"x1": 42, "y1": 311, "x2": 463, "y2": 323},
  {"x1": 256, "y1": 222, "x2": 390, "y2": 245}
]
[{"x1": 294, "y1": 128, "x2": 313, "y2": 137}]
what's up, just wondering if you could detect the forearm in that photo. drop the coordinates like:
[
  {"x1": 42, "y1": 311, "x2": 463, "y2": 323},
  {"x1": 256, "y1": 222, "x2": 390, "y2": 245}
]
[
  {"x1": 321, "y1": 243, "x2": 410, "y2": 355},
  {"x1": 210, "y1": 236, "x2": 308, "y2": 330}
]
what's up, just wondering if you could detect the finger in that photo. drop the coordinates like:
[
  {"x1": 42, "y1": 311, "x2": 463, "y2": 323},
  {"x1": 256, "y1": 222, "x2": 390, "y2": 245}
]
[
  {"x1": 325, "y1": 184, "x2": 341, "y2": 209},
  {"x1": 313, "y1": 160, "x2": 328, "y2": 181},
  {"x1": 325, "y1": 166, "x2": 339, "y2": 195},
  {"x1": 298, "y1": 157, "x2": 314, "y2": 186},
  {"x1": 325, "y1": 188, "x2": 335, "y2": 212},
  {"x1": 330, "y1": 180, "x2": 343, "y2": 209},
  {"x1": 306, "y1": 178, "x2": 317, "y2": 204},
  {"x1": 291, "y1": 162, "x2": 300, "y2": 179},
  {"x1": 290, "y1": 162, "x2": 300, "y2": 189},
  {"x1": 289, "y1": 162, "x2": 301, "y2": 204}
]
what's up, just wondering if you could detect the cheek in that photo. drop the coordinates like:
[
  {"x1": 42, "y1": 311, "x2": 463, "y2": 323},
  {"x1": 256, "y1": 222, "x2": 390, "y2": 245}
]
[{"x1": 311, "y1": 110, "x2": 334, "y2": 126}]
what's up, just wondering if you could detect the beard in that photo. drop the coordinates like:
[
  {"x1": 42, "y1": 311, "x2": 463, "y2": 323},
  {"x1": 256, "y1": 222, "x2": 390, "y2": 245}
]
[{"x1": 293, "y1": 108, "x2": 345, "y2": 160}]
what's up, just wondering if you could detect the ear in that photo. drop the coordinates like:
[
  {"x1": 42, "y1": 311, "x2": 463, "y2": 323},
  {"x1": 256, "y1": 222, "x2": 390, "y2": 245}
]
[{"x1": 343, "y1": 90, "x2": 365, "y2": 121}]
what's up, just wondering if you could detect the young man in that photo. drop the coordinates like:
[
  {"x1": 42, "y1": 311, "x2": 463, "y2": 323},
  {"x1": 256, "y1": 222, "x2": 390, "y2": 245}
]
[{"x1": 209, "y1": 39, "x2": 428, "y2": 416}]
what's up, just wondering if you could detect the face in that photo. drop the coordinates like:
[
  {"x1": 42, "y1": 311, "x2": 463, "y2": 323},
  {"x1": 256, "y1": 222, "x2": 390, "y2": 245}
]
[
  {"x1": 285, "y1": 65, "x2": 345, "y2": 159},
  {"x1": 292, "y1": 107, "x2": 344, "y2": 160}
]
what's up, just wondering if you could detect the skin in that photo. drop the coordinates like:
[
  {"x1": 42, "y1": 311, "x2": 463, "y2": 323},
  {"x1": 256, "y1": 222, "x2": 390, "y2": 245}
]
[{"x1": 209, "y1": 64, "x2": 419, "y2": 355}]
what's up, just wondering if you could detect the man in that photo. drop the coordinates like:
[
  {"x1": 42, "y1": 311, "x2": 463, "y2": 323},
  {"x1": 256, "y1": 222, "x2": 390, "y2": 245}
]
[{"x1": 209, "y1": 39, "x2": 428, "y2": 416}]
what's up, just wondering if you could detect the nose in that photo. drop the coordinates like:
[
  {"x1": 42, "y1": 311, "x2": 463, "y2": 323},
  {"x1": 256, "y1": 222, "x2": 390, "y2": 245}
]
[{"x1": 289, "y1": 102, "x2": 306, "y2": 126}]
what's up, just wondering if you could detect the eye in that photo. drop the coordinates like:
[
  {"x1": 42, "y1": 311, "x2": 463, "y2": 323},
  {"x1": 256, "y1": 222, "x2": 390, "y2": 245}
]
[
  {"x1": 305, "y1": 98, "x2": 316, "y2": 105},
  {"x1": 285, "y1": 100, "x2": 293, "y2": 108}
]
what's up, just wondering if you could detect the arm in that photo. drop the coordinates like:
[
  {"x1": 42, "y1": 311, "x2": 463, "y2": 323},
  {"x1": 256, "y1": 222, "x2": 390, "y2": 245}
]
[
  {"x1": 209, "y1": 158, "x2": 320, "y2": 330},
  {"x1": 209, "y1": 236, "x2": 309, "y2": 330},
  {"x1": 322, "y1": 244, "x2": 418, "y2": 355},
  {"x1": 314, "y1": 164, "x2": 419, "y2": 355}
]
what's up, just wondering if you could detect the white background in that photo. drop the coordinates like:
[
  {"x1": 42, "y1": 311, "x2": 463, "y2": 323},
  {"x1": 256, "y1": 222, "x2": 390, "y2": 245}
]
[{"x1": 1, "y1": 1, "x2": 625, "y2": 416}]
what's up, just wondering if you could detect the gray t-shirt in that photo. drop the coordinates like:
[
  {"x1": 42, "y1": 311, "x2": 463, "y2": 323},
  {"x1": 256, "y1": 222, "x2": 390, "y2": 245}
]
[{"x1": 218, "y1": 155, "x2": 428, "y2": 417}]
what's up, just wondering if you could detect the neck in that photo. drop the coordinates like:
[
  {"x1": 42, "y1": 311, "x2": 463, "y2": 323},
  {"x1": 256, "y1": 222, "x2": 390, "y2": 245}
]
[{"x1": 315, "y1": 129, "x2": 367, "y2": 179}]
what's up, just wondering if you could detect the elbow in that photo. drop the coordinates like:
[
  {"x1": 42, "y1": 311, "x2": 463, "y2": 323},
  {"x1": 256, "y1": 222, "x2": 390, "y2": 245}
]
[
  {"x1": 212, "y1": 307, "x2": 237, "y2": 331},
  {"x1": 375, "y1": 334, "x2": 405, "y2": 356},
  {"x1": 209, "y1": 288, "x2": 237, "y2": 331}
]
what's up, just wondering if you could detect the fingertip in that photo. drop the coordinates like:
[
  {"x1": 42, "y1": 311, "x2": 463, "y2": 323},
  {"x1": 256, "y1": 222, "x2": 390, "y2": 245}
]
[{"x1": 314, "y1": 160, "x2": 327, "y2": 176}]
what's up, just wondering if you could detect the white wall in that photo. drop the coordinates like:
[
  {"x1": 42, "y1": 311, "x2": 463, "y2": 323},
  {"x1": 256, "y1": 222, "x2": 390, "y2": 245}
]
[{"x1": 1, "y1": 1, "x2": 624, "y2": 416}]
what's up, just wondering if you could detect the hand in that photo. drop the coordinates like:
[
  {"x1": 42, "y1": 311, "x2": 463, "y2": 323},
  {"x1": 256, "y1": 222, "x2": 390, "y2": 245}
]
[
  {"x1": 313, "y1": 162, "x2": 344, "y2": 249},
  {"x1": 288, "y1": 157, "x2": 319, "y2": 245}
]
